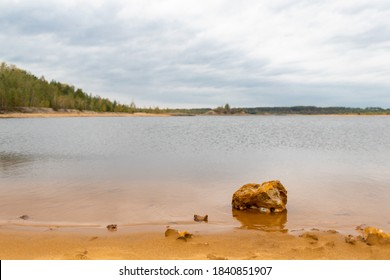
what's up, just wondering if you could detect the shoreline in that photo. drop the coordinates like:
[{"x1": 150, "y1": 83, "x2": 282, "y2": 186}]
[
  {"x1": 0, "y1": 112, "x2": 172, "y2": 118},
  {"x1": 0, "y1": 224, "x2": 389, "y2": 260},
  {"x1": 1, "y1": 112, "x2": 390, "y2": 118}
]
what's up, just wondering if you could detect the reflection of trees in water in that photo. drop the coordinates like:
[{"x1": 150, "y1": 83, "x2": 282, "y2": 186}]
[
  {"x1": 0, "y1": 153, "x2": 35, "y2": 173},
  {"x1": 232, "y1": 208, "x2": 287, "y2": 232}
]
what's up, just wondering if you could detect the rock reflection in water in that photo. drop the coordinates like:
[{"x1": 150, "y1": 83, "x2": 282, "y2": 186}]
[{"x1": 232, "y1": 209, "x2": 287, "y2": 232}]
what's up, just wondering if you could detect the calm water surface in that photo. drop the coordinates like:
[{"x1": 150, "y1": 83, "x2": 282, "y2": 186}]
[{"x1": 1, "y1": 116, "x2": 390, "y2": 233}]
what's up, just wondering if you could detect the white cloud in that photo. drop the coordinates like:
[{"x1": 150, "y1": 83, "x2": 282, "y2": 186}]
[{"x1": 1, "y1": 0, "x2": 390, "y2": 107}]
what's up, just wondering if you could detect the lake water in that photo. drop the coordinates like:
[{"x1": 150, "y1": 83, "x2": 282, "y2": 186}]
[{"x1": 1, "y1": 116, "x2": 390, "y2": 233}]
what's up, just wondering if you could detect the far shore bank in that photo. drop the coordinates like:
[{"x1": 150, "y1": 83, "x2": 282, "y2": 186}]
[
  {"x1": 1, "y1": 111, "x2": 390, "y2": 118},
  {"x1": 0, "y1": 225, "x2": 389, "y2": 260},
  {"x1": 0, "y1": 112, "x2": 172, "y2": 118}
]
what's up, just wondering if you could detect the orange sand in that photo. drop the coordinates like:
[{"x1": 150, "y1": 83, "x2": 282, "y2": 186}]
[{"x1": 0, "y1": 226, "x2": 389, "y2": 260}]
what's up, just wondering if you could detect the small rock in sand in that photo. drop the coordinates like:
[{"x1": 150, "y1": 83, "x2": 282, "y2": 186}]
[
  {"x1": 194, "y1": 214, "x2": 208, "y2": 222},
  {"x1": 165, "y1": 227, "x2": 193, "y2": 241},
  {"x1": 178, "y1": 231, "x2": 193, "y2": 239},
  {"x1": 106, "y1": 224, "x2": 117, "y2": 231},
  {"x1": 355, "y1": 224, "x2": 366, "y2": 232},
  {"x1": 176, "y1": 231, "x2": 193, "y2": 242},
  {"x1": 345, "y1": 235, "x2": 356, "y2": 245},
  {"x1": 299, "y1": 232, "x2": 319, "y2": 241},
  {"x1": 164, "y1": 227, "x2": 179, "y2": 237},
  {"x1": 19, "y1": 215, "x2": 30, "y2": 220},
  {"x1": 363, "y1": 227, "x2": 390, "y2": 245}
]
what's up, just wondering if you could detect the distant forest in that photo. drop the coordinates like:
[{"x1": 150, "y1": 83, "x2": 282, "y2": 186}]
[
  {"x1": 0, "y1": 62, "x2": 135, "y2": 113},
  {"x1": 1, "y1": 62, "x2": 389, "y2": 115}
]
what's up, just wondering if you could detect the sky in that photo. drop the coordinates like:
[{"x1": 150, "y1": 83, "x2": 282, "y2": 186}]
[{"x1": 1, "y1": 0, "x2": 390, "y2": 108}]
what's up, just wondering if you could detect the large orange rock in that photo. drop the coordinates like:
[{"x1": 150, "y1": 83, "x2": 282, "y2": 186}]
[{"x1": 232, "y1": 180, "x2": 287, "y2": 213}]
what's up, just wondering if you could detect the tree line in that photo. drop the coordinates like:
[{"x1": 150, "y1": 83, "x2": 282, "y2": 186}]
[
  {"x1": 0, "y1": 62, "x2": 136, "y2": 113},
  {"x1": 241, "y1": 106, "x2": 390, "y2": 115},
  {"x1": 1, "y1": 62, "x2": 389, "y2": 115}
]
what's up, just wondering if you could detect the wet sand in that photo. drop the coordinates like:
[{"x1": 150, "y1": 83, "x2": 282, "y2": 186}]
[{"x1": 0, "y1": 225, "x2": 389, "y2": 260}]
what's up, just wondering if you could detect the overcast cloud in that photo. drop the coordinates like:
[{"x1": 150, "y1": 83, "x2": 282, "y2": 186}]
[{"x1": 1, "y1": 0, "x2": 390, "y2": 108}]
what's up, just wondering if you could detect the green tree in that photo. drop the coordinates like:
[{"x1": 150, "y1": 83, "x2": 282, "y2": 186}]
[
  {"x1": 224, "y1": 103, "x2": 231, "y2": 114},
  {"x1": 0, "y1": 62, "x2": 140, "y2": 113}
]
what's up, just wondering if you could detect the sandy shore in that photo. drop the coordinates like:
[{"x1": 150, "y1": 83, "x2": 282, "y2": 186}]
[{"x1": 0, "y1": 225, "x2": 389, "y2": 260}]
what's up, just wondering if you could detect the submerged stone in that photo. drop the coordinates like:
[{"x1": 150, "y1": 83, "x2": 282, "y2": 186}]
[{"x1": 232, "y1": 180, "x2": 287, "y2": 212}]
